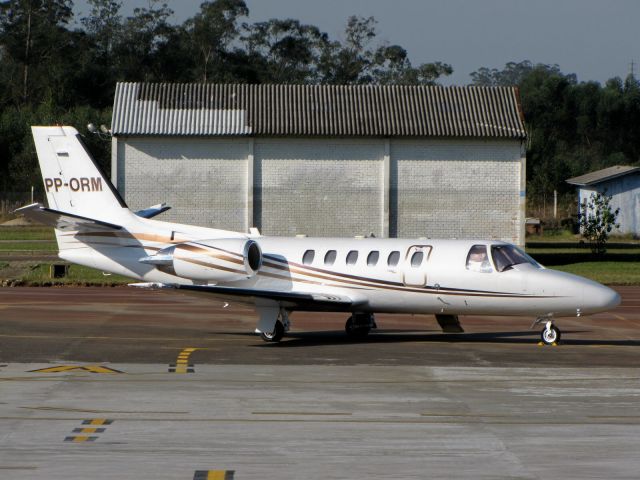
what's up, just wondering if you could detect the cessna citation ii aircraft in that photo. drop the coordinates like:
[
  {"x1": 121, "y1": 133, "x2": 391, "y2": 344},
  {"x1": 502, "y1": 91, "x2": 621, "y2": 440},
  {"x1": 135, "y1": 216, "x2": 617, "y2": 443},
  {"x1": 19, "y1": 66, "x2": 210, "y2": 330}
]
[{"x1": 16, "y1": 126, "x2": 621, "y2": 345}]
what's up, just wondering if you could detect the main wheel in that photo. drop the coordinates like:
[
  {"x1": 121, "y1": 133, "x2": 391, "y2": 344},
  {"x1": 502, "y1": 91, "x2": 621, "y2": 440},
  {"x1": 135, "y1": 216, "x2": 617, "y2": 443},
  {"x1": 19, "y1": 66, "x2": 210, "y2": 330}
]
[
  {"x1": 260, "y1": 320, "x2": 285, "y2": 343},
  {"x1": 541, "y1": 324, "x2": 561, "y2": 345},
  {"x1": 345, "y1": 316, "x2": 371, "y2": 338}
]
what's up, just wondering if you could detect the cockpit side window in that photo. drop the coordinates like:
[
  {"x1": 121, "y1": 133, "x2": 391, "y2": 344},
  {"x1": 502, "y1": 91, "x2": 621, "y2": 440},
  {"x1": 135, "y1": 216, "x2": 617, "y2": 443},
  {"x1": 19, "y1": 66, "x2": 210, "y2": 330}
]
[
  {"x1": 466, "y1": 245, "x2": 493, "y2": 273},
  {"x1": 491, "y1": 245, "x2": 541, "y2": 272}
]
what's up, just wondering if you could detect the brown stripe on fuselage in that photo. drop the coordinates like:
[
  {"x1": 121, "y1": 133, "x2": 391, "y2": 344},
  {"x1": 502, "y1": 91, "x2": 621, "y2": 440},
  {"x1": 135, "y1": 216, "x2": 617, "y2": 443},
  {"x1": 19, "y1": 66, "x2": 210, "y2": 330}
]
[
  {"x1": 263, "y1": 254, "x2": 404, "y2": 288},
  {"x1": 177, "y1": 257, "x2": 247, "y2": 276},
  {"x1": 262, "y1": 258, "x2": 551, "y2": 298},
  {"x1": 179, "y1": 244, "x2": 244, "y2": 266},
  {"x1": 261, "y1": 255, "x2": 552, "y2": 298},
  {"x1": 258, "y1": 270, "x2": 368, "y2": 290}
]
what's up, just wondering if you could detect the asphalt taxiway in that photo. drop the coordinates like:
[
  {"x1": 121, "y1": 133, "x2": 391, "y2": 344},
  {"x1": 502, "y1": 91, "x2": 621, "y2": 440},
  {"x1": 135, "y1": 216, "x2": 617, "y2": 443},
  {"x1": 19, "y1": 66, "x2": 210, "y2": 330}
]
[{"x1": 0, "y1": 286, "x2": 639, "y2": 479}]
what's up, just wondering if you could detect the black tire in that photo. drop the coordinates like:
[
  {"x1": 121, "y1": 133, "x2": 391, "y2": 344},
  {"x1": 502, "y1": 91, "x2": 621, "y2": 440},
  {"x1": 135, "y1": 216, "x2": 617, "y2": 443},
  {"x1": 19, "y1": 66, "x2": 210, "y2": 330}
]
[
  {"x1": 260, "y1": 320, "x2": 285, "y2": 342},
  {"x1": 345, "y1": 316, "x2": 371, "y2": 338},
  {"x1": 541, "y1": 324, "x2": 561, "y2": 345}
]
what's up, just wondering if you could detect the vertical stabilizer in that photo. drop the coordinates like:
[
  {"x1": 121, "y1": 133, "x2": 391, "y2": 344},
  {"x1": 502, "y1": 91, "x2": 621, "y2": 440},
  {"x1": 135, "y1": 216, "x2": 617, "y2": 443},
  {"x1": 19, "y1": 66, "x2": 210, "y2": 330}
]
[{"x1": 32, "y1": 126, "x2": 129, "y2": 221}]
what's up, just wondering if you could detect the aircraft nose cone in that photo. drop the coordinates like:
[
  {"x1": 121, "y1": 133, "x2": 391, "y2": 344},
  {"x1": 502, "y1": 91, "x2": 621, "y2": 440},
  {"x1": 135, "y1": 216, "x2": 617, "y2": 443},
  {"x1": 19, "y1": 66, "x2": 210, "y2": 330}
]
[{"x1": 583, "y1": 284, "x2": 621, "y2": 313}]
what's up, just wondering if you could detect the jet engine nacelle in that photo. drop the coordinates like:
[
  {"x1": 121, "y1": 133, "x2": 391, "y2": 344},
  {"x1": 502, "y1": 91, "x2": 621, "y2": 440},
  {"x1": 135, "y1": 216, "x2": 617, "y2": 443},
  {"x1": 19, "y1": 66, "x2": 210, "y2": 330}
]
[{"x1": 141, "y1": 238, "x2": 262, "y2": 283}]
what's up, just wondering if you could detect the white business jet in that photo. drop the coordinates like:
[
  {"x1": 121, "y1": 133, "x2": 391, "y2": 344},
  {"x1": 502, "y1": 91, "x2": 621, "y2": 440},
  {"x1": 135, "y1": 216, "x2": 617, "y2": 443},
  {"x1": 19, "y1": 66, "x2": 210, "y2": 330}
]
[{"x1": 16, "y1": 126, "x2": 620, "y2": 345}]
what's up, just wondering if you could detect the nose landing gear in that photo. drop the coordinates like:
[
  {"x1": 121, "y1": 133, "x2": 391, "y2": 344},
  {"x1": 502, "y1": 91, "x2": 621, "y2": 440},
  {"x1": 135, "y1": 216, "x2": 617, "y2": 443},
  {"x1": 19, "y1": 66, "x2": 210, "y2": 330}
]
[
  {"x1": 531, "y1": 315, "x2": 561, "y2": 345},
  {"x1": 541, "y1": 321, "x2": 561, "y2": 345}
]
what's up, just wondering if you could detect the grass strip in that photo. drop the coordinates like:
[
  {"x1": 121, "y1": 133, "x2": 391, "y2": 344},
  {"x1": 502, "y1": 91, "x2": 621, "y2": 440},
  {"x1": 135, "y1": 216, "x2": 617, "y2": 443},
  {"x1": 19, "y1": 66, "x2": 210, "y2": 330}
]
[
  {"x1": 2, "y1": 263, "x2": 131, "y2": 286},
  {"x1": 552, "y1": 262, "x2": 640, "y2": 285},
  {"x1": 0, "y1": 226, "x2": 55, "y2": 241}
]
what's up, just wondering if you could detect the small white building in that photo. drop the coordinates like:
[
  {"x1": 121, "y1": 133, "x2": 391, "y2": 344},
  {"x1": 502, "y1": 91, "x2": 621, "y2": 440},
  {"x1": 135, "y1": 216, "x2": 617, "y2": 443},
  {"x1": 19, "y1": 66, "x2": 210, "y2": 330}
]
[
  {"x1": 567, "y1": 165, "x2": 640, "y2": 236},
  {"x1": 111, "y1": 83, "x2": 527, "y2": 243}
]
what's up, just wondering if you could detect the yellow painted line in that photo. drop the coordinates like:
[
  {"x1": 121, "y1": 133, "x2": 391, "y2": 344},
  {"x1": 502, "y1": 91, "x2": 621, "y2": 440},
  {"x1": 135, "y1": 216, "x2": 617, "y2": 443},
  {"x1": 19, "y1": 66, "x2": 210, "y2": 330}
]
[
  {"x1": 78, "y1": 428, "x2": 99, "y2": 433},
  {"x1": 193, "y1": 471, "x2": 234, "y2": 480},
  {"x1": 171, "y1": 348, "x2": 199, "y2": 374},
  {"x1": 84, "y1": 418, "x2": 112, "y2": 426},
  {"x1": 64, "y1": 435, "x2": 97, "y2": 442},
  {"x1": 28, "y1": 365, "x2": 122, "y2": 374}
]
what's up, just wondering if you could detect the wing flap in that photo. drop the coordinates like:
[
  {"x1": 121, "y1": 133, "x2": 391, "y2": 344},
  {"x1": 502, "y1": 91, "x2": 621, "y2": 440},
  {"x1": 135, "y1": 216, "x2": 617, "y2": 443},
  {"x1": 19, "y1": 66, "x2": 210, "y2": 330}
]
[
  {"x1": 14, "y1": 203, "x2": 122, "y2": 232},
  {"x1": 130, "y1": 283, "x2": 360, "y2": 312}
]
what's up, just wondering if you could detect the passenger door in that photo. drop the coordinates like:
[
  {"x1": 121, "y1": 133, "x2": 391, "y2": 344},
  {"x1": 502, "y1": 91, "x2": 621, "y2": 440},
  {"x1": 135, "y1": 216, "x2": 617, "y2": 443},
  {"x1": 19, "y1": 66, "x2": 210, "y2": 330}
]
[{"x1": 403, "y1": 245, "x2": 432, "y2": 287}]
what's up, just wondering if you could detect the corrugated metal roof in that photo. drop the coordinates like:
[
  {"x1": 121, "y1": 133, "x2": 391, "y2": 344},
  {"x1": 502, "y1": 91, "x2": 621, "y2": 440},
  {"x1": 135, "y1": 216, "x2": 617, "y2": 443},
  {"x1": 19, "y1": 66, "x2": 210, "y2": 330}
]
[
  {"x1": 566, "y1": 165, "x2": 640, "y2": 186},
  {"x1": 111, "y1": 82, "x2": 526, "y2": 138}
]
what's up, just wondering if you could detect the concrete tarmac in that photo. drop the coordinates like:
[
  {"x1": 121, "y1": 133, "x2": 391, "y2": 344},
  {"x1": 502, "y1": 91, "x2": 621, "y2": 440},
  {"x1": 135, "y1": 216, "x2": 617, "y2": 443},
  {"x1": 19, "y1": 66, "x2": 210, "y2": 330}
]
[{"x1": 0, "y1": 286, "x2": 639, "y2": 479}]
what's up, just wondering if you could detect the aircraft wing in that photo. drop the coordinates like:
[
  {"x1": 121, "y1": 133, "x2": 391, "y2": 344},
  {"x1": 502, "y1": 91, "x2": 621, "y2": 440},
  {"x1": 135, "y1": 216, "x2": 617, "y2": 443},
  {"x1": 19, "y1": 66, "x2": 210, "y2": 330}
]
[
  {"x1": 14, "y1": 203, "x2": 122, "y2": 232},
  {"x1": 130, "y1": 283, "x2": 360, "y2": 312}
]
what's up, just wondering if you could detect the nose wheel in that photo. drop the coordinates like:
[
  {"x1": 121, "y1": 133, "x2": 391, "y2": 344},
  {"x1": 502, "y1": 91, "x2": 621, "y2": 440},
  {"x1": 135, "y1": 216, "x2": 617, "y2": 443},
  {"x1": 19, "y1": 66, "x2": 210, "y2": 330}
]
[{"x1": 541, "y1": 321, "x2": 561, "y2": 345}]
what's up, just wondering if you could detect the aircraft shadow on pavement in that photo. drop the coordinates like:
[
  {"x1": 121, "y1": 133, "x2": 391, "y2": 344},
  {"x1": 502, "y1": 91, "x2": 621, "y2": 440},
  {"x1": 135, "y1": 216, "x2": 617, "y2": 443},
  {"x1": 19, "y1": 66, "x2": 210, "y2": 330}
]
[{"x1": 217, "y1": 329, "x2": 640, "y2": 348}]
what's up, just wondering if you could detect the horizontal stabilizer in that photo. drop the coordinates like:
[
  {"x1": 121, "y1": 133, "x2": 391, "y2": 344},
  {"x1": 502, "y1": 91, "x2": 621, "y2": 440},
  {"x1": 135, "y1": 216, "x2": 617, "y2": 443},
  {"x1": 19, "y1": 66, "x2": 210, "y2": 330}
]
[
  {"x1": 134, "y1": 203, "x2": 171, "y2": 219},
  {"x1": 14, "y1": 203, "x2": 122, "y2": 232}
]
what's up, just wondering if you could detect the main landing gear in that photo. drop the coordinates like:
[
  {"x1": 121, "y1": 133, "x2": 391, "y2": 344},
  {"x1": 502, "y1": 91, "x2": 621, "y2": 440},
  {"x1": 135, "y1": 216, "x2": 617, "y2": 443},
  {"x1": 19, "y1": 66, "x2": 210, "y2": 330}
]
[
  {"x1": 345, "y1": 313, "x2": 376, "y2": 339},
  {"x1": 259, "y1": 308, "x2": 290, "y2": 343},
  {"x1": 532, "y1": 315, "x2": 561, "y2": 345}
]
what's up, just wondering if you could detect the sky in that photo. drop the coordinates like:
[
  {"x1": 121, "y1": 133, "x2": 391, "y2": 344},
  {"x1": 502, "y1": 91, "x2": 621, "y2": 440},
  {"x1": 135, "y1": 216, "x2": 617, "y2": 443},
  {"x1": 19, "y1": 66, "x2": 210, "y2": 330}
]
[{"x1": 75, "y1": 0, "x2": 640, "y2": 85}]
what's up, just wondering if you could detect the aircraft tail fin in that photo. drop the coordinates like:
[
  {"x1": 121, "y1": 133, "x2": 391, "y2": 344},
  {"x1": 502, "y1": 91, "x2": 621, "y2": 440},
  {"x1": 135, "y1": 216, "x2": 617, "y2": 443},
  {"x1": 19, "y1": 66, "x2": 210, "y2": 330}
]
[{"x1": 31, "y1": 126, "x2": 129, "y2": 221}]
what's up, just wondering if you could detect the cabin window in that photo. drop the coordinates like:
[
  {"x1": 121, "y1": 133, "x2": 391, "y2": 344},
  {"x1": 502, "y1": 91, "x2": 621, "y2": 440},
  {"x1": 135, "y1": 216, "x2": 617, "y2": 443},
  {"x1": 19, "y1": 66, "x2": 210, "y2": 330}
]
[
  {"x1": 410, "y1": 251, "x2": 424, "y2": 267},
  {"x1": 367, "y1": 251, "x2": 379, "y2": 266},
  {"x1": 302, "y1": 249, "x2": 315, "y2": 265},
  {"x1": 387, "y1": 251, "x2": 400, "y2": 267},
  {"x1": 346, "y1": 250, "x2": 358, "y2": 265},
  {"x1": 324, "y1": 250, "x2": 337, "y2": 266},
  {"x1": 466, "y1": 245, "x2": 493, "y2": 273},
  {"x1": 491, "y1": 245, "x2": 540, "y2": 272}
]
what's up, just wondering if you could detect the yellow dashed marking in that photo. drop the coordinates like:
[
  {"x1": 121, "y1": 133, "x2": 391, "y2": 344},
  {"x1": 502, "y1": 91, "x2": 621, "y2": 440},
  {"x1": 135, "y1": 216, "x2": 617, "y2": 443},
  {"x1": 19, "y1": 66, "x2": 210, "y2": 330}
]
[
  {"x1": 193, "y1": 470, "x2": 234, "y2": 480},
  {"x1": 29, "y1": 365, "x2": 123, "y2": 374},
  {"x1": 170, "y1": 348, "x2": 199, "y2": 374},
  {"x1": 73, "y1": 427, "x2": 105, "y2": 434},
  {"x1": 64, "y1": 435, "x2": 97, "y2": 442},
  {"x1": 83, "y1": 418, "x2": 113, "y2": 426}
]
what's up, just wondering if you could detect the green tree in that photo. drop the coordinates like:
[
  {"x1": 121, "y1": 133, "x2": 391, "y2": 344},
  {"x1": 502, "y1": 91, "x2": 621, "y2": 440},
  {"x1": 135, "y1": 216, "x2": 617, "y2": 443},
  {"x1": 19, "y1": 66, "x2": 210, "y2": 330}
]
[
  {"x1": 0, "y1": 0, "x2": 74, "y2": 105},
  {"x1": 242, "y1": 18, "x2": 328, "y2": 83},
  {"x1": 75, "y1": 0, "x2": 122, "y2": 105},
  {"x1": 579, "y1": 191, "x2": 620, "y2": 255},
  {"x1": 319, "y1": 16, "x2": 451, "y2": 85},
  {"x1": 184, "y1": 0, "x2": 249, "y2": 83},
  {"x1": 114, "y1": 1, "x2": 175, "y2": 82}
]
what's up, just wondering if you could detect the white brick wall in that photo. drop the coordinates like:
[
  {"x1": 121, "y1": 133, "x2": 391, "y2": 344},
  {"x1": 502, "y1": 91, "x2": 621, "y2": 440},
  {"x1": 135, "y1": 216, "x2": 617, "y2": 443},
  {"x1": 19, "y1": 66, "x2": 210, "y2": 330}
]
[
  {"x1": 118, "y1": 137, "x2": 249, "y2": 230},
  {"x1": 255, "y1": 139, "x2": 384, "y2": 237},
  {"x1": 115, "y1": 136, "x2": 524, "y2": 243},
  {"x1": 391, "y1": 139, "x2": 523, "y2": 242}
]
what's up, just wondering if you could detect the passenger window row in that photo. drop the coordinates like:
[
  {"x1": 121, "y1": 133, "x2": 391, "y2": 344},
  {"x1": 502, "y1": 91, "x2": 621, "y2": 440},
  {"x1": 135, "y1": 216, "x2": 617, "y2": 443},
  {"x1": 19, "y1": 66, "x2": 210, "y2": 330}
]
[{"x1": 301, "y1": 249, "x2": 411, "y2": 268}]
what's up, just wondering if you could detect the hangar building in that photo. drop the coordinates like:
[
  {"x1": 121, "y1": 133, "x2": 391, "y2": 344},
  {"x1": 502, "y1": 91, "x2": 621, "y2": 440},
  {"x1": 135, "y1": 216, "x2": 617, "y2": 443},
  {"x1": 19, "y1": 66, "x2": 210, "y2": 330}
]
[
  {"x1": 111, "y1": 83, "x2": 527, "y2": 244},
  {"x1": 567, "y1": 165, "x2": 640, "y2": 236}
]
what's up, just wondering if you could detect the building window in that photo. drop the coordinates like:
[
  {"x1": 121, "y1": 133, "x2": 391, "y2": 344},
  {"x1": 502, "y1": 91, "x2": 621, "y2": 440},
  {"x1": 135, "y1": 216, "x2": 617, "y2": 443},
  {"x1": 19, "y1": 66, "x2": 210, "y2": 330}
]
[
  {"x1": 324, "y1": 250, "x2": 337, "y2": 266},
  {"x1": 302, "y1": 250, "x2": 315, "y2": 265},
  {"x1": 410, "y1": 251, "x2": 424, "y2": 268},
  {"x1": 367, "y1": 251, "x2": 379, "y2": 266},
  {"x1": 387, "y1": 251, "x2": 400, "y2": 267},
  {"x1": 346, "y1": 250, "x2": 358, "y2": 265}
]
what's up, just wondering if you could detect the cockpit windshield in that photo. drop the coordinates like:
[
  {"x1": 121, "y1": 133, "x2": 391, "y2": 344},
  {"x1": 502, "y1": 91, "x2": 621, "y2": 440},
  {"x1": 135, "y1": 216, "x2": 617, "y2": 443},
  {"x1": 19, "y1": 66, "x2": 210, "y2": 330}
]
[{"x1": 491, "y1": 245, "x2": 541, "y2": 272}]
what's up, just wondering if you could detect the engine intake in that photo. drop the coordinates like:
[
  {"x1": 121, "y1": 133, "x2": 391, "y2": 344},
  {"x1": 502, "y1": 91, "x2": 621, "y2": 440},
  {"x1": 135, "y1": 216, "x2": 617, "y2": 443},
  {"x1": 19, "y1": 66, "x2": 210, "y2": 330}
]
[{"x1": 140, "y1": 238, "x2": 262, "y2": 283}]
